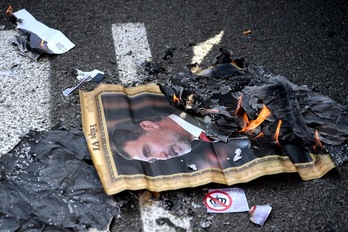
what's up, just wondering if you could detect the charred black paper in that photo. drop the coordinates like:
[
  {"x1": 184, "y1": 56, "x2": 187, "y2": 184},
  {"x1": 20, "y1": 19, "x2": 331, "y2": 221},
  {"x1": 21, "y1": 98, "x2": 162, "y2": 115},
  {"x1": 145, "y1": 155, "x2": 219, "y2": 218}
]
[{"x1": 0, "y1": 125, "x2": 118, "y2": 231}]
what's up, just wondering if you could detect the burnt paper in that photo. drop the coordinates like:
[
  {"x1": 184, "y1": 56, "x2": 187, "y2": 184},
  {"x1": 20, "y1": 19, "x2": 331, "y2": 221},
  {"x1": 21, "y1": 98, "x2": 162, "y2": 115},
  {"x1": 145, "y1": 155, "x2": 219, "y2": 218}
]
[
  {"x1": 80, "y1": 84, "x2": 335, "y2": 195},
  {"x1": 9, "y1": 9, "x2": 75, "y2": 59},
  {"x1": 0, "y1": 125, "x2": 119, "y2": 231},
  {"x1": 159, "y1": 48, "x2": 348, "y2": 164}
]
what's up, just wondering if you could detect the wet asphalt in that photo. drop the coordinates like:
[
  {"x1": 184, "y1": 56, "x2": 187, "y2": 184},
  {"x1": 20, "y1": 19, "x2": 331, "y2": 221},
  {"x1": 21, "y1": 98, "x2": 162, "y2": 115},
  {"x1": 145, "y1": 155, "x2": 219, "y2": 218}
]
[{"x1": 1, "y1": 0, "x2": 347, "y2": 231}]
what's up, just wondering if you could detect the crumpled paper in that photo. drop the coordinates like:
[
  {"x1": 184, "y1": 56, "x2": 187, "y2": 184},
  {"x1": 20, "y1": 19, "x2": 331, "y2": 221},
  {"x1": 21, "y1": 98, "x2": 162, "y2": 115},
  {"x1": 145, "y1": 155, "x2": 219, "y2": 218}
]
[
  {"x1": 159, "y1": 48, "x2": 348, "y2": 159},
  {"x1": 0, "y1": 125, "x2": 119, "y2": 231}
]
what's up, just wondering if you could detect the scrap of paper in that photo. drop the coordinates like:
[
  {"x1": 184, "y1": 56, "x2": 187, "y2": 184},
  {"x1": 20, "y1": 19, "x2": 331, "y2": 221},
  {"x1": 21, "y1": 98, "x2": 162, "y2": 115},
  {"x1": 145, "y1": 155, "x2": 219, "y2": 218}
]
[
  {"x1": 75, "y1": 68, "x2": 104, "y2": 82},
  {"x1": 249, "y1": 204, "x2": 272, "y2": 226},
  {"x1": 203, "y1": 188, "x2": 249, "y2": 213},
  {"x1": 13, "y1": 9, "x2": 75, "y2": 54}
]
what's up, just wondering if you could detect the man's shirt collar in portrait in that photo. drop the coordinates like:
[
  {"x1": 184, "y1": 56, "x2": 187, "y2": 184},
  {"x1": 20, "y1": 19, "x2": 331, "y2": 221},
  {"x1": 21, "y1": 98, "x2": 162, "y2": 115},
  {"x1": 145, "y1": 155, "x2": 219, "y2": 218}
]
[{"x1": 168, "y1": 113, "x2": 203, "y2": 140}]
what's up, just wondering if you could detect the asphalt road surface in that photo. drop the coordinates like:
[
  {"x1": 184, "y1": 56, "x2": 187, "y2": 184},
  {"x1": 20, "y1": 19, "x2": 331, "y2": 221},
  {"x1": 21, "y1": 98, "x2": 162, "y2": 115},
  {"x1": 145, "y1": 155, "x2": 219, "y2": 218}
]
[{"x1": 1, "y1": 0, "x2": 347, "y2": 231}]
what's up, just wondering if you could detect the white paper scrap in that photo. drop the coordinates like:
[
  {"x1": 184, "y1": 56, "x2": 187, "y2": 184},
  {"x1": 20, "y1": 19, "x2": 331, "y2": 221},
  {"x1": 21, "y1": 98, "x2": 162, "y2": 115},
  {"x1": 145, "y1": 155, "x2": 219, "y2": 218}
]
[
  {"x1": 249, "y1": 205, "x2": 272, "y2": 226},
  {"x1": 233, "y1": 148, "x2": 243, "y2": 162},
  {"x1": 75, "y1": 69, "x2": 104, "y2": 82},
  {"x1": 13, "y1": 9, "x2": 75, "y2": 54},
  {"x1": 203, "y1": 188, "x2": 249, "y2": 213}
]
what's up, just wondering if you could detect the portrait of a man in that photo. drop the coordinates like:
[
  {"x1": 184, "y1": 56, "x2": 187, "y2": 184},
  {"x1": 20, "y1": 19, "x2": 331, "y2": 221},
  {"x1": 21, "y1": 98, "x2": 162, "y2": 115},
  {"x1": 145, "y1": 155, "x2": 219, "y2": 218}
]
[
  {"x1": 110, "y1": 112, "x2": 211, "y2": 163},
  {"x1": 95, "y1": 87, "x2": 217, "y2": 174},
  {"x1": 80, "y1": 84, "x2": 335, "y2": 195}
]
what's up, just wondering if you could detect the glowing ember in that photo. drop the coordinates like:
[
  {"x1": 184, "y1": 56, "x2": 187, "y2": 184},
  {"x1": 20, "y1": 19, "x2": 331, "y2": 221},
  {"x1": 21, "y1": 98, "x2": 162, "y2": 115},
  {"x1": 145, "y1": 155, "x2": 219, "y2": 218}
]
[
  {"x1": 173, "y1": 94, "x2": 180, "y2": 103},
  {"x1": 273, "y1": 119, "x2": 282, "y2": 145},
  {"x1": 6, "y1": 5, "x2": 13, "y2": 15},
  {"x1": 314, "y1": 129, "x2": 323, "y2": 150},
  {"x1": 40, "y1": 39, "x2": 46, "y2": 47},
  {"x1": 255, "y1": 132, "x2": 264, "y2": 139},
  {"x1": 239, "y1": 105, "x2": 271, "y2": 133},
  {"x1": 235, "y1": 95, "x2": 243, "y2": 114}
]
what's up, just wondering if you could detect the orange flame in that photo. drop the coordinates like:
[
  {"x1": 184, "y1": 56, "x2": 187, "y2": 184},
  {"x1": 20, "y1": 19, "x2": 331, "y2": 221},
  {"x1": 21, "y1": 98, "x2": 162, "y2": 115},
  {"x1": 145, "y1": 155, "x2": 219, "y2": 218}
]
[
  {"x1": 40, "y1": 39, "x2": 45, "y2": 47},
  {"x1": 173, "y1": 94, "x2": 180, "y2": 103},
  {"x1": 313, "y1": 129, "x2": 323, "y2": 150},
  {"x1": 235, "y1": 95, "x2": 243, "y2": 114},
  {"x1": 6, "y1": 5, "x2": 13, "y2": 15},
  {"x1": 241, "y1": 112, "x2": 249, "y2": 128},
  {"x1": 239, "y1": 105, "x2": 271, "y2": 133},
  {"x1": 255, "y1": 132, "x2": 264, "y2": 139},
  {"x1": 274, "y1": 119, "x2": 282, "y2": 145}
]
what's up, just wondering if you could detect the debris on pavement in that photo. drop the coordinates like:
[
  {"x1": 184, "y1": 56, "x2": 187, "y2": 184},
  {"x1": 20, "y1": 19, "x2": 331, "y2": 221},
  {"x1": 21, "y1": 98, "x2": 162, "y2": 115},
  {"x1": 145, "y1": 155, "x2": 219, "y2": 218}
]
[
  {"x1": 9, "y1": 34, "x2": 41, "y2": 61},
  {"x1": 5, "y1": 5, "x2": 17, "y2": 23},
  {"x1": 0, "y1": 63, "x2": 21, "y2": 76},
  {"x1": 139, "y1": 190, "x2": 192, "y2": 232},
  {"x1": 62, "y1": 69, "x2": 104, "y2": 96},
  {"x1": 200, "y1": 215, "x2": 215, "y2": 229},
  {"x1": 160, "y1": 47, "x2": 348, "y2": 152},
  {"x1": 80, "y1": 81, "x2": 338, "y2": 195},
  {"x1": 243, "y1": 29, "x2": 252, "y2": 35},
  {"x1": 163, "y1": 46, "x2": 175, "y2": 63},
  {"x1": 78, "y1": 47, "x2": 348, "y2": 196},
  {"x1": 203, "y1": 188, "x2": 272, "y2": 226},
  {"x1": 249, "y1": 204, "x2": 272, "y2": 226},
  {"x1": 63, "y1": 74, "x2": 90, "y2": 96},
  {"x1": 7, "y1": 7, "x2": 75, "y2": 60},
  {"x1": 0, "y1": 125, "x2": 119, "y2": 231},
  {"x1": 203, "y1": 188, "x2": 249, "y2": 213},
  {"x1": 75, "y1": 68, "x2": 105, "y2": 82}
]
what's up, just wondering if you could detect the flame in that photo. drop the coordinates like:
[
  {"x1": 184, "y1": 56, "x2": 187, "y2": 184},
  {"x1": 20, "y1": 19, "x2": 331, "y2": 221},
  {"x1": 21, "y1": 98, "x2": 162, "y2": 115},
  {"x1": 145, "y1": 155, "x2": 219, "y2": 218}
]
[
  {"x1": 173, "y1": 94, "x2": 180, "y2": 103},
  {"x1": 313, "y1": 129, "x2": 323, "y2": 150},
  {"x1": 273, "y1": 119, "x2": 282, "y2": 145},
  {"x1": 241, "y1": 112, "x2": 249, "y2": 128},
  {"x1": 40, "y1": 39, "x2": 46, "y2": 47},
  {"x1": 235, "y1": 95, "x2": 243, "y2": 114},
  {"x1": 255, "y1": 132, "x2": 264, "y2": 139},
  {"x1": 239, "y1": 105, "x2": 271, "y2": 133},
  {"x1": 6, "y1": 5, "x2": 13, "y2": 15}
]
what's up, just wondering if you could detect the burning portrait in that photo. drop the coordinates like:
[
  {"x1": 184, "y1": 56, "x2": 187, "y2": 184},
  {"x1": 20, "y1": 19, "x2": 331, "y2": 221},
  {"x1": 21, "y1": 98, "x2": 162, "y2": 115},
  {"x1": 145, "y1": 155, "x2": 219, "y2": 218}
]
[{"x1": 79, "y1": 66, "x2": 340, "y2": 195}]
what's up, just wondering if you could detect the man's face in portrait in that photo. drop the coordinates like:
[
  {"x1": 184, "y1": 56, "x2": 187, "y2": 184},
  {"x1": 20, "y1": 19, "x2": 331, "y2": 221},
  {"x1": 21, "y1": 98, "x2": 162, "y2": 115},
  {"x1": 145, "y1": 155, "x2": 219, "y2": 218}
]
[{"x1": 123, "y1": 120, "x2": 192, "y2": 162}]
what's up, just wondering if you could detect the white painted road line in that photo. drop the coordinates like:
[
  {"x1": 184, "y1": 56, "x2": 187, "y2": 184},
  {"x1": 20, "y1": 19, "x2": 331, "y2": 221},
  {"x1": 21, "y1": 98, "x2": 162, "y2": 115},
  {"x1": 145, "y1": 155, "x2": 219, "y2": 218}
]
[
  {"x1": 112, "y1": 23, "x2": 152, "y2": 84},
  {"x1": 191, "y1": 30, "x2": 224, "y2": 64},
  {"x1": 0, "y1": 30, "x2": 51, "y2": 155},
  {"x1": 139, "y1": 191, "x2": 192, "y2": 232},
  {"x1": 111, "y1": 23, "x2": 192, "y2": 232}
]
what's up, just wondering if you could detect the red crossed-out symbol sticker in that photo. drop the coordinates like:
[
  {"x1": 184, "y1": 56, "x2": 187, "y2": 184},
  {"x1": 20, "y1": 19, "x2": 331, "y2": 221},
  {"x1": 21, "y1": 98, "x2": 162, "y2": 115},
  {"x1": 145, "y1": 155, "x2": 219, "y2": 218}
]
[{"x1": 203, "y1": 190, "x2": 233, "y2": 212}]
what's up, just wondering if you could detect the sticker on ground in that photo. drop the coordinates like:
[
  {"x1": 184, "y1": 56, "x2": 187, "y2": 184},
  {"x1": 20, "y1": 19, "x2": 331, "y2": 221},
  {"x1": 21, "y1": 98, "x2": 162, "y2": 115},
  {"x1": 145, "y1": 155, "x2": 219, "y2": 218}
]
[
  {"x1": 204, "y1": 188, "x2": 249, "y2": 213},
  {"x1": 0, "y1": 30, "x2": 51, "y2": 155}
]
